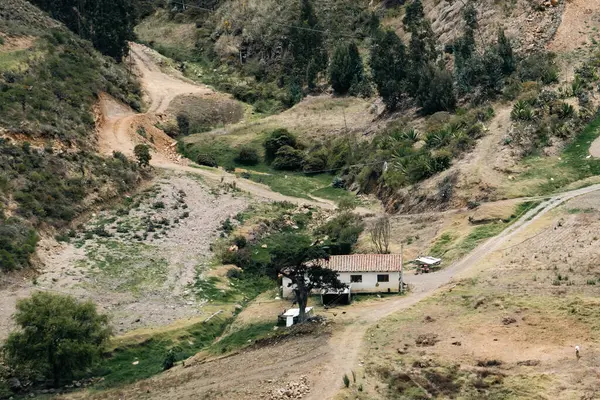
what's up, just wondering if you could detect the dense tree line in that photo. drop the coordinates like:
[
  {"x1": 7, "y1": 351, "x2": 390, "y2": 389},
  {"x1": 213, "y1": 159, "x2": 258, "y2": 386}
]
[{"x1": 28, "y1": 0, "x2": 137, "y2": 60}]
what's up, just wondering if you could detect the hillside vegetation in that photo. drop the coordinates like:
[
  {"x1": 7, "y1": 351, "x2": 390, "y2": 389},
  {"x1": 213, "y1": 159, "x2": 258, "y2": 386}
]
[{"x1": 0, "y1": 0, "x2": 146, "y2": 271}]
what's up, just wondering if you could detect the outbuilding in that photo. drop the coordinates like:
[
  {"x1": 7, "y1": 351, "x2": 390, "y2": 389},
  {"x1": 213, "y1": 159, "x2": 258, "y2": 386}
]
[{"x1": 281, "y1": 254, "x2": 403, "y2": 301}]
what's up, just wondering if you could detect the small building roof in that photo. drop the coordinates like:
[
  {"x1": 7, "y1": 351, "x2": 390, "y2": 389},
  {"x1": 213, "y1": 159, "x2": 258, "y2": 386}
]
[
  {"x1": 415, "y1": 256, "x2": 442, "y2": 265},
  {"x1": 324, "y1": 254, "x2": 402, "y2": 273}
]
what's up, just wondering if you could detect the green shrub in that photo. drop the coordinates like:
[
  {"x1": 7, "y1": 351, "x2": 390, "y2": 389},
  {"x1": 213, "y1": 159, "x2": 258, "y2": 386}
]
[
  {"x1": 235, "y1": 146, "x2": 260, "y2": 166},
  {"x1": 417, "y1": 67, "x2": 456, "y2": 114},
  {"x1": 316, "y1": 212, "x2": 364, "y2": 255},
  {"x1": 343, "y1": 374, "x2": 350, "y2": 388},
  {"x1": 0, "y1": 218, "x2": 38, "y2": 272},
  {"x1": 134, "y1": 144, "x2": 152, "y2": 167},
  {"x1": 518, "y1": 52, "x2": 559, "y2": 84},
  {"x1": 177, "y1": 113, "x2": 190, "y2": 136},
  {"x1": 272, "y1": 146, "x2": 306, "y2": 171},
  {"x1": 511, "y1": 100, "x2": 535, "y2": 121},
  {"x1": 3, "y1": 292, "x2": 110, "y2": 387},
  {"x1": 264, "y1": 129, "x2": 298, "y2": 163},
  {"x1": 196, "y1": 152, "x2": 218, "y2": 167}
]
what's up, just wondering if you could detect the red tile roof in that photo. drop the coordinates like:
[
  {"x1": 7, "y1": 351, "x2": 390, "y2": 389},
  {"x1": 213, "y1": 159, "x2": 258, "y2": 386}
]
[{"x1": 323, "y1": 254, "x2": 402, "y2": 272}]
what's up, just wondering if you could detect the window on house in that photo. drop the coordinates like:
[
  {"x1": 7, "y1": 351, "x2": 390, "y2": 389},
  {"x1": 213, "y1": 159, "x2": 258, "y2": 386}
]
[
  {"x1": 350, "y1": 275, "x2": 362, "y2": 283},
  {"x1": 377, "y1": 274, "x2": 390, "y2": 283}
]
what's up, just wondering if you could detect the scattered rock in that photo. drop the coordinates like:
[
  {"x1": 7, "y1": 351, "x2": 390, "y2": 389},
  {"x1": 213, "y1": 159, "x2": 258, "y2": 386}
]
[
  {"x1": 502, "y1": 316, "x2": 517, "y2": 325},
  {"x1": 415, "y1": 333, "x2": 440, "y2": 347},
  {"x1": 517, "y1": 359, "x2": 540, "y2": 366},
  {"x1": 423, "y1": 315, "x2": 435, "y2": 323},
  {"x1": 474, "y1": 297, "x2": 486, "y2": 309},
  {"x1": 267, "y1": 376, "x2": 310, "y2": 400},
  {"x1": 451, "y1": 341, "x2": 462, "y2": 346}
]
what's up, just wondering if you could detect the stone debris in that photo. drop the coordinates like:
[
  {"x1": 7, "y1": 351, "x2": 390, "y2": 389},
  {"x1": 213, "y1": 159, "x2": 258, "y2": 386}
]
[{"x1": 267, "y1": 376, "x2": 310, "y2": 400}]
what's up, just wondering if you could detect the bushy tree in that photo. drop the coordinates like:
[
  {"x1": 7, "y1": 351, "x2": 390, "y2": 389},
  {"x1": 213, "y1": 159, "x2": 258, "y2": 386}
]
[
  {"x1": 264, "y1": 129, "x2": 298, "y2": 163},
  {"x1": 0, "y1": 218, "x2": 38, "y2": 272},
  {"x1": 316, "y1": 212, "x2": 365, "y2": 255},
  {"x1": 235, "y1": 146, "x2": 260, "y2": 165},
  {"x1": 267, "y1": 233, "x2": 345, "y2": 322},
  {"x1": 370, "y1": 30, "x2": 408, "y2": 110},
  {"x1": 417, "y1": 66, "x2": 456, "y2": 114},
  {"x1": 134, "y1": 144, "x2": 151, "y2": 167},
  {"x1": 3, "y1": 292, "x2": 110, "y2": 387},
  {"x1": 329, "y1": 42, "x2": 364, "y2": 95},
  {"x1": 272, "y1": 146, "x2": 305, "y2": 171},
  {"x1": 402, "y1": 0, "x2": 438, "y2": 96}
]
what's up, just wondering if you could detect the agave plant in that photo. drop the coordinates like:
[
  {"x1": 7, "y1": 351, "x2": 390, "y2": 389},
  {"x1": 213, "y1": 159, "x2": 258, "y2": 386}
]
[
  {"x1": 425, "y1": 127, "x2": 453, "y2": 148},
  {"x1": 511, "y1": 100, "x2": 535, "y2": 121},
  {"x1": 401, "y1": 128, "x2": 420, "y2": 142},
  {"x1": 558, "y1": 102, "x2": 575, "y2": 119}
]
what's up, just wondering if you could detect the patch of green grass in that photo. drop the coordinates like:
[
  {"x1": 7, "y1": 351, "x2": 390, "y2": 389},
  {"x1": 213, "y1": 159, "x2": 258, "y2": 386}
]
[
  {"x1": 94, "y1": 317, "x2": 230, "y2": 388},
  {"x1": 567, "y1": 208, "x2": 595, "y2": 214},
  {"x1": 193, "y1": 273, "x2": 275, "y2": 303},
  {"x1": 209, "y1": 321, "x2": 277, "y2": 355},
  {"x1": 430, "y1": 233, "x2": 455, "y2": 257},
  {"x1": 241, "y1": 168, "x2": 356, "y2": 203},
  {"x1": 457, "y1": 223, "x2": 507, "y2": 256},
  {"x1": 0, "y1": 49, "x2": 30, "y2": 72}
]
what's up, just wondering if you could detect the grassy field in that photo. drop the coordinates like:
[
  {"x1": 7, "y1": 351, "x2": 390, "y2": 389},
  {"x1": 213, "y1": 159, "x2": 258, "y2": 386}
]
[{"x1": 94, "y1": 317, "x2": 230, "y2": 388}]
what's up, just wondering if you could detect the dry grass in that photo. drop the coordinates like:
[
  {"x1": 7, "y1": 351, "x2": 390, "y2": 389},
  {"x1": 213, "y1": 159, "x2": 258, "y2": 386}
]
[
  {"x1": 135, "y1": 9, "x2": 197, "y2": 51},
  {"x1": 355, "y1": 191, "x2": 600, "y2": 399}
]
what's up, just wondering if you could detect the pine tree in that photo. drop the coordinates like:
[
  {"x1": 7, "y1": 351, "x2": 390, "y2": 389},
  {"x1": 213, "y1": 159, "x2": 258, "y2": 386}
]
[
  {"x1": 497, "y1": 29, "x2": 515, "y2": 75},
  {"x1": 329, "y1": 42, "x2": 364, "y2": 95},
  {"x1": 370, "y1": 30, "x2": 407, "y2": 110},
  {"x1": 402, "y1": 0, "x2": 438, "y2": 96}
]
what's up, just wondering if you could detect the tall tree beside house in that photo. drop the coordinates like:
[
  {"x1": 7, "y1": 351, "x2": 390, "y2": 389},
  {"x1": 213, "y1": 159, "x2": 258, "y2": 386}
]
[
  {"x1": 370, "y1": 29, "x2": 408, "y2": 110},
  {"x1": 28, "y1": 0, "x2": 136, "y2": 61},
  {"x1": 268, "y1": 233, "x2": 345, "y2": 323}
]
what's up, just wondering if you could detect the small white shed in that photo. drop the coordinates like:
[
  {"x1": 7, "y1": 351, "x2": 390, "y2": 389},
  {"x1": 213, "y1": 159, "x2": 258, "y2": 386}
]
[{"x1": 282, "y1": 254, "x2": 403, "y2": 299}]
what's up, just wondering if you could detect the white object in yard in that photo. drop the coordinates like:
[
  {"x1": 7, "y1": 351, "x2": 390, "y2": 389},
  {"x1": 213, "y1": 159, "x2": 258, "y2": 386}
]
[
  {"x1": 281, "y1": 307, "x2": 314, "y2": 327},
  {"x1": 415, "y1": 256, "x2": 442, "y2": 266}
]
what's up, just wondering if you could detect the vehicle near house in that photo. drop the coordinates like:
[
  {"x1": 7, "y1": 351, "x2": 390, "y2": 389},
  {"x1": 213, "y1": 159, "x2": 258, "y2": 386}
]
[
  {"x1": 414, "y1": 256, "x2": 442, "y2": 274},
  {"x1": 281, "y1": 254, "x2": 403, "y2": 304}
]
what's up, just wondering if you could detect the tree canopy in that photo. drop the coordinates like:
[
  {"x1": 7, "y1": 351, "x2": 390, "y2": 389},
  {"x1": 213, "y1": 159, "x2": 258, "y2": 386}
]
[{"x1": 29, "y1": 0, "x2": 136, "y2": 61}]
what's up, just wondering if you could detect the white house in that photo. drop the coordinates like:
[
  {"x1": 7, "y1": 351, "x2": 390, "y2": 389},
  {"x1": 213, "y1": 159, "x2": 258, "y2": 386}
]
[{"x1": 281, "y1": 254, "x2": 403, "y2": 300}]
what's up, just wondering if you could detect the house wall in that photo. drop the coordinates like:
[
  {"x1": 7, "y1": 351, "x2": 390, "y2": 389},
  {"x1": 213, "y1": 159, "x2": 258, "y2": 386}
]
[{"x1": 281, "y1": 271, "x2": 400, "y2": 299}]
